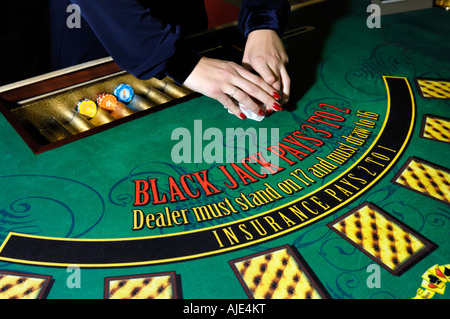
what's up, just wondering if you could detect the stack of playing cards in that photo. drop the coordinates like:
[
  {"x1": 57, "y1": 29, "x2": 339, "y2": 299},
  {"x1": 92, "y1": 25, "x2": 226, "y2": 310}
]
[
  {"x1": 227, "y1": 103, "x2": 265, "y2": 121},
  {"x1": 420, "y1": 264, "x2": 449, "y2": 294},
  {"x1": 413, "y1": 264, "x2": 450, "y2": 299}
]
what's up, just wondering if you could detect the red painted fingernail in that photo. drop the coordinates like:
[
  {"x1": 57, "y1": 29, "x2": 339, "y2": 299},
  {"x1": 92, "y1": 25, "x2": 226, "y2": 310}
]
[
  {"x1": 273, "y1": 102, "x2": 282, "y2": 111},
  {"x1": 239, "y1": 112, "x2": 247, "y2": 119},
  {"x1": 258, "y1": 110, "x2": 265, "y2": 116},
  {"x1": 272, "y1": 92, "x2": 281, "y2": 100}
]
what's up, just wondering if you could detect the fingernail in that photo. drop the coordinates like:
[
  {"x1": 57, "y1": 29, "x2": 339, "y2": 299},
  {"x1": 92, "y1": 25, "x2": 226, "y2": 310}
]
[
  {"x1": 272, "y1": 92, "x2": 281, "y2": 100},
  {"x1": 239, "y1": 112, "x2": 247, "y2": 119},
  {"x1": 258, "y1": 110, "x2": 265, "y2": 116},
  {"x1": 273, "y1": 102, "x2": 282, "y2": 111}
]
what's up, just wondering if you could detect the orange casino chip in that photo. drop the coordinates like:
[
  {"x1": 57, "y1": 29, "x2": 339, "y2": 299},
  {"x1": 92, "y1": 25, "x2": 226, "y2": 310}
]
[
  {"x1": 97, "y1": 93, "x2": 118, "y2": 111},
  {"x1": 76, "y1": 99, "x2": 98, "y2": 118}
]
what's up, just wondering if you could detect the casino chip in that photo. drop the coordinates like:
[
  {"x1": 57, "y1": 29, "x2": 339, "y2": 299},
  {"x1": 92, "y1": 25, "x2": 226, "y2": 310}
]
[
  {"x1": 97, "y1": 93, "x2": 118, "y2": 111},
  {"x1": 114, "y1": 84, "x2": 134, "y2": 103},
  {"x1": 76, "y1": 99, "x2": 98, "y2": 118}
]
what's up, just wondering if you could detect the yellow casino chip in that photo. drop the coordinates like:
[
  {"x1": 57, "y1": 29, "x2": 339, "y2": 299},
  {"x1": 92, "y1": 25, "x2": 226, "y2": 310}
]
[{"x1": 76, "y1": 99, "x2": 98, "y2": 118}]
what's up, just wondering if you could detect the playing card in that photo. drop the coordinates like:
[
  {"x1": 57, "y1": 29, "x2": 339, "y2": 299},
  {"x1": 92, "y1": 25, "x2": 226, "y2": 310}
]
[
  {"x1": 226, "y1": 103, "x2": 265, "y2": 121},
  {"x1": 421, "y1": 265, "x2": 447, "y2": 294}
]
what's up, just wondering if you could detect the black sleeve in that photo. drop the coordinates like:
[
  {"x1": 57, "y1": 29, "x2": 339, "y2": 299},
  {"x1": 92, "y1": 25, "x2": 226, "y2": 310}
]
[
  {"x1": 70, "y1": 0, "x2": 201, "y2": 83},
  {"x1": 238, "y1": 0, "x2": 291, "y2": 37}
]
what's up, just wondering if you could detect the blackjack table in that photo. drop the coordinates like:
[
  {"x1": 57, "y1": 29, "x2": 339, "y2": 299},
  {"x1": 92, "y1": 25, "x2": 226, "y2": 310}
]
[{"x1": 0, "y1": 0, "x2": 449, "y2": 304}]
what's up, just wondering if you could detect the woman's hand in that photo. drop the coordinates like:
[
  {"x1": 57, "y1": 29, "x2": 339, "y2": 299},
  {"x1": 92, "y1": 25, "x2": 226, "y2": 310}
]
[
  {"x1": 242, "y1": 29, "x2": 290, "y2": 105},
  {"x1": 183, "y1": 56, "x2": 282, "y2": 119}
]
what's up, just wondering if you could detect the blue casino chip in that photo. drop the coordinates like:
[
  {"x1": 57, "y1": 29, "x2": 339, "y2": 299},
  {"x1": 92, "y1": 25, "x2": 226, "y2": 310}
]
[{"x1": 114, "y1": 84, "x2": 134, "y2": 103}]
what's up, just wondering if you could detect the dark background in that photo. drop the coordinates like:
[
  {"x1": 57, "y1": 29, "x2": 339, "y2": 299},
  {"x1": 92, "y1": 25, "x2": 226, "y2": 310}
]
[{"x1": 0, "y1": 0, "x2": 52, "y2": 86}]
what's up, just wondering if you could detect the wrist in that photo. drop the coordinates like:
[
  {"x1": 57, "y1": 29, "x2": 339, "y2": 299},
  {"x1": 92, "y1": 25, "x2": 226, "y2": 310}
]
[{"x1": 241, "y1": 8, "x2": 287, "y2": 38}]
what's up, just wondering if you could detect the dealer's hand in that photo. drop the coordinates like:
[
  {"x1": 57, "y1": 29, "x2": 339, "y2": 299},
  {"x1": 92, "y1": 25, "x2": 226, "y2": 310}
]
[
  {"x1": 183, "y1": 56, "x2": 282, "y2": 119},
  {"x1": 242, "y1": 29, "x2": 290, "y2": 105}
]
